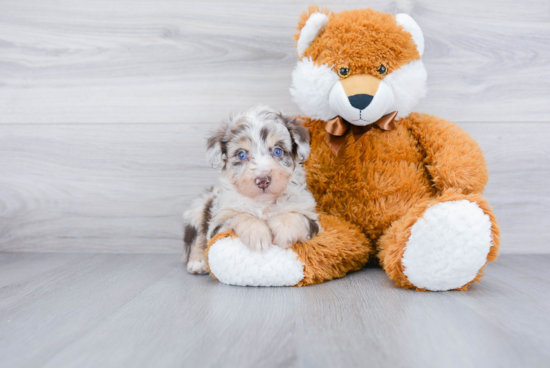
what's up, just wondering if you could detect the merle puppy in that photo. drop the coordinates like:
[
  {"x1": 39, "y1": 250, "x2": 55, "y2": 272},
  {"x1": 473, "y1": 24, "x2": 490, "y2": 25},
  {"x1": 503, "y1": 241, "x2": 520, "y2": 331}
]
[{"x1": 182, "y1": 106, "x2": 321, "y2": 274}]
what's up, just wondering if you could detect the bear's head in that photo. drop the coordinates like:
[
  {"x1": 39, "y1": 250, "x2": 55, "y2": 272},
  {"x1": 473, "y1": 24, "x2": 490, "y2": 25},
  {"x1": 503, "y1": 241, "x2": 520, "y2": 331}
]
[{"x1": 290, "y1": 7, "x2": 427, "y2": 125}]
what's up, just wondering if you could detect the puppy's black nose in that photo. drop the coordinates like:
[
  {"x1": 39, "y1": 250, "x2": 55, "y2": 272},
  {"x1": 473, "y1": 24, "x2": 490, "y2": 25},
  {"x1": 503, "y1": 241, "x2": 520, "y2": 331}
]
[
  {"x1": 255, "y1": 176, "x2": 271, "y2": 189},
  {"x1": 348, "y1": 94, "x2": 374, "y2": 110}
]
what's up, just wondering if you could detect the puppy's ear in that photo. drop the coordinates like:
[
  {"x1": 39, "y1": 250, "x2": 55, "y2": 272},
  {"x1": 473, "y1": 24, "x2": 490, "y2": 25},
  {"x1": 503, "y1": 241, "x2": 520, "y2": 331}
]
[
  {"x1": 279, "y1": 114, "x2": 310, "y2": 163},
  {"x1": 205, "y1": 122, "x2": 228, "y2": 169}
]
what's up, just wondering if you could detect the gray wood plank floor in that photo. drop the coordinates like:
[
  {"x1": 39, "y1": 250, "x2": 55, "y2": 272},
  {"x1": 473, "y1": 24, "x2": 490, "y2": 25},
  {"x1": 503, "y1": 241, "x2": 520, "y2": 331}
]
[{"x1": 0, "y1": 253, "x2": 549, "y2": 368}]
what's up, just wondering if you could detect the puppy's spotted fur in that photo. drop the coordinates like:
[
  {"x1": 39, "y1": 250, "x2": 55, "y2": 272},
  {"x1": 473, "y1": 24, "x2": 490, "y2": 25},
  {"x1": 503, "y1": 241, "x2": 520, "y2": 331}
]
[{"x1": 182, "y1": 106, "x2": 321, "y2": 274}]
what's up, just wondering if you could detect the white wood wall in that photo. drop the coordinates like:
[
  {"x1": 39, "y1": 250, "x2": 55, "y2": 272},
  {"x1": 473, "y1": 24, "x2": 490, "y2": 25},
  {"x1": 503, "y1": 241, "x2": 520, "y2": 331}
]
[{"x1": 1, "y1": 0, "x2": 549, "y2": 253}]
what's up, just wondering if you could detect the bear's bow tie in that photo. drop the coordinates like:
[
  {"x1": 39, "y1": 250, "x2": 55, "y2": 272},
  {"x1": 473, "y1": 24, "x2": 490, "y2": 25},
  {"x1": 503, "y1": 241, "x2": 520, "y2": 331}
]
[{"x1": 324, "y1": 111, "x2": 398, "y2": 156}]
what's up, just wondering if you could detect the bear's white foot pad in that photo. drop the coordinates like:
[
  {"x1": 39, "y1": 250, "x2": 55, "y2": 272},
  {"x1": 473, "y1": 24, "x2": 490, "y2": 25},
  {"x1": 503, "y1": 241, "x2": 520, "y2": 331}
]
[
  {"x1": 208, "y1": 237, "x2": 305, "y2": 287},
  {"x1": 402, "y1": 200, "x2": 493, "y2": 291}
]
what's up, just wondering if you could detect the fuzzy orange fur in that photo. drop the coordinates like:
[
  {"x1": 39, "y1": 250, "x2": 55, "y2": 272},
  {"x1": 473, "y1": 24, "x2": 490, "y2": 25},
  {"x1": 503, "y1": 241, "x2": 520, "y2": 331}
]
[
  {"x1": 296, "y1": 8, "x2": 420, "y2": 78},
  {"x1": 302, "y1": 112, "x2": 500, "y2": 289},
  {"x1": 292, "y1": 214, "x2": 372, "y2": 286},
  {"x1": 304, "y1": 112, "x2": 493, "y2": 244},
  {"x1": 293, "y1": 8, "x2": 498, "y2": 290}
]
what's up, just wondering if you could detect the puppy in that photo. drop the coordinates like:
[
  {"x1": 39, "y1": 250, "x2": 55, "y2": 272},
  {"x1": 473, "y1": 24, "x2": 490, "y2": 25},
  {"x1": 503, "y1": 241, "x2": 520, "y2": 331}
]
[{"x1": 182, "y1": 106, "x2": 321, "y2": 274}]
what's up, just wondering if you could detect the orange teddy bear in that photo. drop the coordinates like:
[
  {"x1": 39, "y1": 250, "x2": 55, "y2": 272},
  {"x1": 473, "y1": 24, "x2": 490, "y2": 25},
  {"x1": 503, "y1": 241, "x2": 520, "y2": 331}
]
[{"x1": 207, "y1": 7, "x2": 499, "y2": 291}]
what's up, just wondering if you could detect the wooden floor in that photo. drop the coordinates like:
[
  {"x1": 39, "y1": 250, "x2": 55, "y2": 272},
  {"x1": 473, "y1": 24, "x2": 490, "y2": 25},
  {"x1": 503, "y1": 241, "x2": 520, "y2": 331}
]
[{"x1": 1, "y1": 253, "x2": 549, "y2": 368}]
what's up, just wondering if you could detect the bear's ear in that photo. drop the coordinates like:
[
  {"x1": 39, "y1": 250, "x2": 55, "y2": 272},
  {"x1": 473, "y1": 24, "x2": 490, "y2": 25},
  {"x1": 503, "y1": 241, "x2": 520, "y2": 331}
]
[
  {"x1": 395, "y1": 14, "x2": 425, "y2": 57},
  {"x1": 295, "y1": 7, "x2": 331, "y2": 56}
]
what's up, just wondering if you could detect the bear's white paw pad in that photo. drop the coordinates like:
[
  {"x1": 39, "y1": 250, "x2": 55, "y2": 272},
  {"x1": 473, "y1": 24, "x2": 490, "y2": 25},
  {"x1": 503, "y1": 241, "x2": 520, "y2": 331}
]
[
  {"x1": 208, "y1": 237, "x2": 304, "y2": 287},
  {"x1": 187, "y1": 259, "x2": 208, "y2": 274},
  {"x1": 402, "y1": 200, "x2": 493, "y2": 291}
]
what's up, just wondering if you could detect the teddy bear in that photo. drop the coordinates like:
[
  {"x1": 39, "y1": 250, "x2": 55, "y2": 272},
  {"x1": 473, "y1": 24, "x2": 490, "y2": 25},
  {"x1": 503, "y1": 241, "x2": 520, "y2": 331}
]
[{"x1": 205, "y1": 6, "x2": 500, "y2": 291}]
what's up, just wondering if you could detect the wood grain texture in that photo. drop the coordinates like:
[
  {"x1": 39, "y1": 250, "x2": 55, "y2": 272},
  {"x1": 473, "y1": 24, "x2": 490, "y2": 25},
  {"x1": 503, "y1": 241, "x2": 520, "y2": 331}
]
[
  {"x1": 0, "y1": 253, "x2": 177, "y2": 368},
  {"x1": 0, "y1": 123, "x2": 218, "y2": 253},
  {"x1": 0, "y1": 253, "x2": 549, "y2": 368},
  {"x1": 0, "y1": 0, "x2": 549, "y2": 124},
  {"x1": 460, "y1": 122, "x2": 550, "y2": 253},
  {"x1": 0, "y1": 121, "x2": 548, "y2": 253}
]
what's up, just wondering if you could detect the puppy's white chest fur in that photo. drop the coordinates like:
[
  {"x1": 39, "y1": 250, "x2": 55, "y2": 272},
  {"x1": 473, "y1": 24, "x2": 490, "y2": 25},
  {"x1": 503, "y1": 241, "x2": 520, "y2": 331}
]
[{"x1": 253, "y1": 207, "x2": 271, "y2": 221}]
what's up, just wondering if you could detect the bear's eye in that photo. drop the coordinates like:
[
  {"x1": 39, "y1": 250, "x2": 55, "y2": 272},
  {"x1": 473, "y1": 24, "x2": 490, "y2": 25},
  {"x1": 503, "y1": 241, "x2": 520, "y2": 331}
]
[
  {"x1": 377, "y1": 65, "x2": 387, "y2": 75},
  {"x1": 338, "y1": 67, "x2": 351, "y2": 78}
]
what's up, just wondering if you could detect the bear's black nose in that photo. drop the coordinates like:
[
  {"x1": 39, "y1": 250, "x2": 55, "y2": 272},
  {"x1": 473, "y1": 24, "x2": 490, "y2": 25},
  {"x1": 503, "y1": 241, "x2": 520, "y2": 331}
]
[{"x1": 348, "y1": 94, "x2": 374, "y2": 110}]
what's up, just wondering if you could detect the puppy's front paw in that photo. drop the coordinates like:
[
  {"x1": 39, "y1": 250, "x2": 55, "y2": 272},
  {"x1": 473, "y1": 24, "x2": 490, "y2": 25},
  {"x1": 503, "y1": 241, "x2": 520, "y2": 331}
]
[
  {"x1": 187, "y1": 258, "x2": 208, "y2": 274},
  {"x1": 268, "y1": 213, "x2": 319, "y2": 249},
  {"x1": 234, "y1": 219, "x2": 272, "y2": 251}
]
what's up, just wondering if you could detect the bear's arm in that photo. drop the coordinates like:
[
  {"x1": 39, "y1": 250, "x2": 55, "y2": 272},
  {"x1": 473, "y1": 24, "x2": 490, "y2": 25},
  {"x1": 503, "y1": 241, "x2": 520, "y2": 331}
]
[{"x1": 406, "y1": 113, "x2": 489, "y2": 195}]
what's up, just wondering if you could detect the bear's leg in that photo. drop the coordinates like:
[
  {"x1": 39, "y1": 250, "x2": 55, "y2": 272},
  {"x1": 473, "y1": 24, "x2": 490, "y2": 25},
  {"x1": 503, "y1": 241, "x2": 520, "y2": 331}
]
[
  {"x1": 378, "y1": 190, "x2": 500, "y2": 291},
  {"x1": 292, "y1": 215, "x2": 373, "y2": 286},
  {"x1": 206, "y1": 214, "x2": 372, "y2": 287}
]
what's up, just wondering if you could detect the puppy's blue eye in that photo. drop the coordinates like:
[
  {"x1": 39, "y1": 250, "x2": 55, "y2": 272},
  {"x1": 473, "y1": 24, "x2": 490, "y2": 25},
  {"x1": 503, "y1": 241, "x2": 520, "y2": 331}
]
[
  {"x1": 237, "y1": 151, "x2": 247, "y2": 160},
  {"x1": 273, "y1": 148, "x2": 283, "y2": 157}
]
